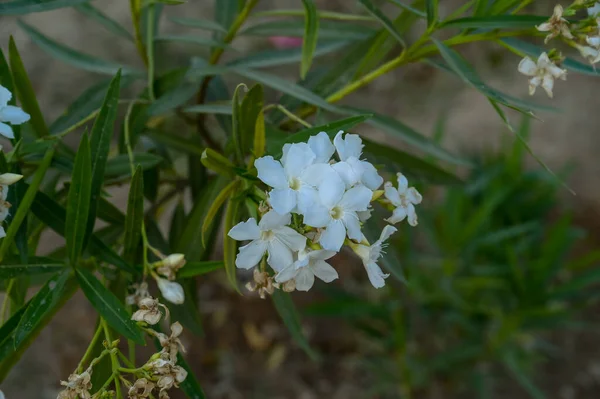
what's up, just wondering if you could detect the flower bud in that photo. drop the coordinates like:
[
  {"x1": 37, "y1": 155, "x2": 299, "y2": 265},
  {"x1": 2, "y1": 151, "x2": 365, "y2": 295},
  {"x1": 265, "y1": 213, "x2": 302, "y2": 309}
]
[
  {"x1": 156, "y1": 278, "x2": 185, "y2": 305},
  {"x1": 0, "y1": 173, "x2": 22, "y2": 185}
]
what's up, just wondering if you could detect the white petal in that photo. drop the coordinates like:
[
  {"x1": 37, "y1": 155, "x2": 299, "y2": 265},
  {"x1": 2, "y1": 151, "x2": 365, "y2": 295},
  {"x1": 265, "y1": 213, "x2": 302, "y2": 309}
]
[
  {"x1": 334, "y1": 131, "x2": 363, "y2": 160},
  {"x1": 228, "y1": 218, "x2": 261, "y2": 241},
  {"x1": 0, "y1": 122, "x2": 14, "y2": 139},
  {"x1": 547, "y1": 63, "x2": 566, "y2": 79},
  {"x1": 357, "y1": 208, "x2": 372, "y2": 222},
  {"x1": 294, "y1": 267, "x2": 315, "y2": 291},
  {"x1": 302, "y1": 204, "x2": 331, "y2": 228},
  {"x1": 281, "y1": 143, "x2": 291, "y2": 165},
  {"x1": 306, "y1": 248, "x2": 336, "y2": 261},
  {"x1": 339, "y1": 185, "x2": 372, "y2": 212},
  {"x1": 236, "y1": 240, "x2": 268, "y2": 269},
  {"x1": 269, "y1": 188, "x2": 297, "y2": 215},
  {"x1": 541, "y1": 75, "x2": 554, "y2": 98},
  {"x1": 378, "y1": 225, "x2": 397, "y2": 243},
  {"x1": 587, "y1": 36, "x2": 600, "y2": 48},
  {"x1": 517, "y1": 57, "x2": 538, "y2": 76},
  {"x1": 552, "y1": 4, "x2": 563, "y2": 18},
  {"x1": 311, "y1": 260, "x2": 338, "y2": 283},
  {"x1": 318, "y1": 172, "x2": 345, "y2": 209},
  {"x1": 535, "y1": 22, "x2": 552, "y2": 32},
  {"x1": 259, "y1": 210, "x2": 291, "y2": 230},
  {"x1": 365, "y1": 262, "x2": 389, "y2": 289},
  {"x1": 254, "y1": 156, "x2": 288, "y2": 189},
  {"x1": 397, "y1": 173, "x2": 409, "y2": 193},
  {"x1": 360, "y1": 161, "x2": 383, "y2": 190},
  {"x1": 0, "y1": 173, "x2": 22, "y2": 185},
  {"x1": 299, "y1": 163, "x2": 337, "y2": 187},
  {"x1": 308, "y1": 131, "x2": 334, "y2": 163},
  {"x1": 0, "y1": 226, "x2": 5, "y2": 238},
  {"x1": 0, "y1": 105, "x2": 30, "y2": 125},
  {"x1": 384, "y1": 182, "x2": 401, "y2": 206},
  {"x1": 537, "y1": 52, "x2": 551, "y2": 66},
  {"x1": 406, "y1": 203, "x2": 418, "y2": 226},
  {"x1": 274, "y1": 226, "x2": 306, "y2": 251},
  {"x1": 342, "y1": 211, "x2": 363, "y2": 241},
  {"x1": 589, "y1": 2, "x2": 600, "y2": 16},
  {"x1": 282, "y1": 143, "x2": 315, "y2": 178},
  {"x1": 266, "y1": 239, "x2": 294, "y2": 271},
  {"x1": 332, "y1": 161, "x2": 360, "y2": 188},
  {"x1": 319, "y1": 219, "x2": 346, "y2": 251},
  {"x1": 406, "y1": 187, "x2": 422, "y2": 204},
  {"x1": 529, "y1": 76, "x2": 542, "y2": 95},
  {"x1": 296, "y1": 185, "x2": 319, "y2": 215},
  {"x1": 157, "y1": 278, "x2": 185, "y2": 304},
  {"x1": 275, "y1": 264, "x2": 299, "y2": 283},
  {"x1": 0, "y1": 86, "x2": 12, "y2": 106},
  {"x1": 386, "y1": 206, "x2": 407, "y2": 224}
]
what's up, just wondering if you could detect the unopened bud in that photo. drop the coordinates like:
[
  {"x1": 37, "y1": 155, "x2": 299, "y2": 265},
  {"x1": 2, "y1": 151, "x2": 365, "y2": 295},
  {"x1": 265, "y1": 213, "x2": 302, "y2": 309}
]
[
  {"x1": 156, "y1": 278, "x2": 185, "y2": 305},
  {"x1": 0, "y1": 173, "x2": 22, "y2": 185}
]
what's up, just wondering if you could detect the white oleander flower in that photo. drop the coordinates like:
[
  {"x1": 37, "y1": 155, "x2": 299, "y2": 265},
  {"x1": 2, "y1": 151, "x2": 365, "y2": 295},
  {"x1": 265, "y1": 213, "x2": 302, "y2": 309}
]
[
  {"x1": 228, "y1": 210, "x2": 306, "y2": 271},
  {"x1": 575, "y1": 43, "x2": 600, "y2": 64},
  {"x1": 352, "y1": 225, "x2": 397, "y2": 289},
  {"x1": 0, "y1": 85, "x2": 30, "y2": 139},
  {"x1": 384, "y1": 173, "x2": 422, "y2": 226},
  {"x1": 332, "y1": 131, "x2": 383, "y2": 190},
  {"x1": 517, "y1": 52, "x2": 567, "y2": 97},
  {"x1": 536, "y1": 4, "x2": 573, "y2": 43},
  {"x1": 156, "y1": 278, "x2": 185, "y2": 305},
  {"x1": 275, "y1": 248, "x2": 338, "y2": 291},
  {"x1": 303, "y1": 173, "x2": 372, "y2": 251},
  {"x1": 589, "y1": 2, "x2": 600, "y2": 16}
]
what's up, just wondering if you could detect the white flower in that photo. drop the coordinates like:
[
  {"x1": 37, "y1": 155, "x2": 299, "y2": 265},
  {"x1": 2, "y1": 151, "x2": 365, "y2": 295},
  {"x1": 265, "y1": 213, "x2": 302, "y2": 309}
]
[
  {"x1": 589, "y1": 2, "x2": 600, "y2": 16},
  {"x1": 0, "y1": 85, "x2": 30, "y2": 140},
  {"x1": 156, "y1": 278, "x2": 185, "y2": 305},
  {"x1": 228, "y1": 210, "x2": 306, "y2": 271},
  {"x1": 332, "y1": 131, "x2": 383, "y2": 190},
  {"x1": 575, "y1": 43, "x2": 600, "y2": 64},
  {"x1": 303, "y1": 172, "x2": 372, "y2": 251},
  {"x1": 517, "y1": 52, "x2": 566, "y2": 98},
  {"x1": 384, "y1": 173, "x2": 422, "y2": 226},
  {"x1": 352, "y1": 225, "x2": 397, "y2": 289},
  {"x1": 307, "y1": 131, "x2": 335, "y2": 163},
  {"x1": 536, "y1": 4, "x2": 573, "y2": 43},
  {"x1": 275, "y1": 248, "x2": 338, "y2": 291}
]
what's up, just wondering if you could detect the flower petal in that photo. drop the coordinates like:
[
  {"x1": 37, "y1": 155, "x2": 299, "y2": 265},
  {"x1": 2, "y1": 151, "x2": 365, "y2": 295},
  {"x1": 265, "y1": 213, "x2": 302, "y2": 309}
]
[
  {"x1": 334, "y1": 131, "x2": 363, "y2": 160},
  {"x1": 273, "y1": 226, "x2": 306, "y2": 251},
  {"x1": 319, "y1": 219, "x2": 346, "y2": 252},
  {"x1": 541, "y1": 75, "x2": 554, "y2": 98},
  {"x1": 365, "y1": 262, "x2": 389, "y2": 289},
  {"x1": 589, "y1": 2, "x2": 600, "y2": 16},
  {"x1": 406, "y1": 203, "x2": 418, "y2": 226},
  {"x1": 517, "y1": 57, "x2": 537, "y2": 76},
  {"x1": 535, "y1": 22, "x2": 552, "y2": 32},
  {"x1": 228, "y1": 218, "x2": 261, "y2": 241},
  {"x1": 378, "y1": 225, "x2": 397, "y2": 243},
  {"x1": 311, "y1": 260, "x2": 338, "y2": 283},
  {"x1": 282, "y1": 142, "x2": 315, "y2": 178},
  {"x1": 306, "y1": 248, "x2": 336, "y2": 261},
  {"x1": 308, "y1": 131, "x2": 335, "y2": 163},
  {"x1": 259, "y1": 209, "x2": 291, "y2": 230},
  {"x1": 339, "y1": 185, "x2": 372, "y2": 212},
  {"x1": 0, "y1": 105, "x2": 30, "y2": 125},
  {"x1": 406, "y1": 187, "x2": 422, "y2": 204},
  {"x1": 294, "y1": 267, "x2": 315, "y2": 291},
  {"x1": 318, "y1": 172, "x2": 345, "y2": 209},
  {"x1": 296, "y1": 185, "x2": 319, "y2": 214},
  {"x1": 275, "y1": 264, "x2": 298, "y2": 283},
  {"x1": 331, "y1": 160, "x2": 360, "y2": 188},
  {"x1": 254, "y1": 156, "x2": 288, "y2": 189},
  {"x1": 0, "y1": 122, "x2": 14, "y2": 139},
  {"x1": 302, "y1": 204, "x2": 331, "y2": 228},
  {"x1": 157, "y1": 278, "x2": 185, "y2": 304},
  {"x1": 266, "y1": 239, "x2": 294, "y2": 271},
  {"x1": 384, "y1": 182, "x2": 401, "y2": 206},
  {"x1": 269, "y1": 187, "x2": 297, "y2": 215},
  {"x1": 0, "y1": 226, "x2": 5, "y2": 239},
  {"x1": 0, "y1": 86, "x2": 12, "y2": 107},
  {"x1": 342, "y1": 211, "x2": 362, "y2": 241},
  {"x1": 360, "y1": 160, "x2": 383, "y2": 190},
  {"x1": 386, "y1": 206, "x2": 407, "y2": 224},
  {"x1": 236, "y1": 240, "x2": 268, "y2": 269},
  {"x1": 299, "y1": 163, "x2": 337, "y2": 187},
  {"x1": 397, "y1": 173, "x2": 409, "y2": 193}
]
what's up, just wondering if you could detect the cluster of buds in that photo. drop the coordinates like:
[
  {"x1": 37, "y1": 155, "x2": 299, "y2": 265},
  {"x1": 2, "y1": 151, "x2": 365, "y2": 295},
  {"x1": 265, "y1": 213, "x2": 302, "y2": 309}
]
[
  {"x1": 152, "y1": 253, "x2": 186, "y2": 305},
  {"x1": 228, "y1": 131, "x2": 422, "y2": 294}
]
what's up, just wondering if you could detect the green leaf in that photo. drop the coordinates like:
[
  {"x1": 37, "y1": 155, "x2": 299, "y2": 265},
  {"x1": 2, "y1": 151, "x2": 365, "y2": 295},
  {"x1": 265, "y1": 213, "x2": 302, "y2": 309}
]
[
  {"x1": 86, "y1": 71, "x2": 121, "y2": 241},
  {"x1": 178, "y1": 261, "x2": 224, "y2": 278},
  {"x1": 253, "y1": 108, "x2": 266, "y2": 159},
  {"x1": 14, "y1": 270, "x2": 72, "y2": 347},
  {"x1": 154, "y1": 35, "x2": 231, "y2": 48},
  {"x1": 96, "y1": 197, "x2": 126, "y2": 225},
  {"x1": 147, "y1": 83, "x2": 199, "y2": 116},
  {"x1": 252, "y1": 8, "x2": 376, "y2": 21},
  {"x1": 65, "y1": 134, "x2": 92, "y2": 265},
  {"x1": 240, "y1": 84, "x2": 264, "y2": 153},
  {"x1": 104, "y1": 153, "x2": 163, "y2": 177},
  {"x1": 231, "y1": 84, "x2": 246, "y2": 164},
  {"x1": 76, "y1": 268, "x2": 145, "y2": 344},
  {"x1": 442, "y1": 15, "x2": 547, "y2": 29},
  {"x1": 182, "y1": 103, "x2": 233, "y2": 115},
  {"x1": 146, "y1": 130, "x2": 205, "y2": 157},
  {"x1": 503, "y1": 353, "x2": 546, "y2": 399},
  {"x1": 201, "y1": 148, "x2": 236, "y2": 177},
  {"x1": 0, "y1": 0, "x2": 90, "y2": 15},
  {"x1": 386, "y1": 0, "x2": 426, "y2": 18},
  {"x1": 223, "y1": 198, "x2": 241, "y2": 291},
  {"x1": 123, "y1": 166, "x2": 144, "y2": 263},
  {"x1": 425, "y1": 0, "x2": 438, "y2": 27},
  {"x1": 0, "y1": 148, "x2": 54, "y2": 263},
  {"x1": 202, "y1": 180, "x2": 240, "y2": 246},
  {"x1": 358, "y1": 0, "x2": 405, "y2": 46},
  {"x1": 0, "y1": 257, "x2": 64, "y2": 279},
  {"x1": 241, "y1": 20, "x2": 376, "y2": 41},
  {"x1": 300, "y1": 0, "x2": 319, "y2": 79},
  {"x1": 272, "y1": 290, "x2": 319, "y2": 360},
  {"x1": 8, "y1": 37, "x2": 49, "y2": 137},
  {"x1": 18, "y1": 21, "x2": 142, "y2": 76},
  {"x1": 75, "y1": 3, "x2": 134, "y2": 40},
  {"x1": 214, "y1": 0, "x2": 239, "y2": 41},
  {"x1": 170, "y1": 16, "x2": 227, "y2": 32}
]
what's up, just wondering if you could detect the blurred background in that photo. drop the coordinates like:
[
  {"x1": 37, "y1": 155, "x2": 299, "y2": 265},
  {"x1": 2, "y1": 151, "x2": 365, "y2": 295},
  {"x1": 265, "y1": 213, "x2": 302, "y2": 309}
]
[{"x1": 2, "y1": 0, "x2": 600, "y2": 398}]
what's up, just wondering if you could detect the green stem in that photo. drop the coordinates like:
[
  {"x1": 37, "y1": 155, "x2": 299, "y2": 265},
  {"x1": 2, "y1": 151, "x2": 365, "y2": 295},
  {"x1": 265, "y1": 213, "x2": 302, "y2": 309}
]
[
  {"x1": 130, "y1": 0, "x2": 148, "y2": 66},
  {"x1": 77, "y1": 325, "x2": 104, "y2": 373},
  {"x1": 102, "y1": 319, "x2": 123, "y2": 399}
]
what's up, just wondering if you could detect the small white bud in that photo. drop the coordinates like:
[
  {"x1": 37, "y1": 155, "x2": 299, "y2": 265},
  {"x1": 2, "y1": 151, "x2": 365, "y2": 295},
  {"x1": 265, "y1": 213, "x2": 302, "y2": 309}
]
[
  {"x1": 0, "y1": 173, "x2": 22, "y2": 185},
  {"x1": 156, "y1": 278, "x2": 185, "y2": 305}
]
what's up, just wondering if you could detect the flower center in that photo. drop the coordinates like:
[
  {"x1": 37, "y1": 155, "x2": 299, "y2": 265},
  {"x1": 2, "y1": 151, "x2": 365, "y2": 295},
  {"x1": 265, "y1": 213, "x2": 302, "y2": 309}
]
[
  {"x1": 330, "y1": 206, "x2": 343, "y2": 220},
  {"x1": 260, "y1": 230, "x2": 275, "y2": 241},
  {"x1": 289, "y1": 177, "x2": 301, "y2": 190}
]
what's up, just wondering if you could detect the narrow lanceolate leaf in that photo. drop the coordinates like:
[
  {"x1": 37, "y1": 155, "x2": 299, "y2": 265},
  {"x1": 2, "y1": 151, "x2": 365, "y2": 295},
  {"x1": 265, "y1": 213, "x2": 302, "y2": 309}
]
[
  {"x1": 76, "y1": 268, "x2": 145, "y2": 344},
  {"x1": 104, "y1": 153, "x2": 163, "y2": 178},
  {"x1": 253, "y1": 109, "x2": 266, "y2": 159},
  {"x1": 178, "y1": 261, "x2": 224, "y2": 278},
  {"x1": 124, "y1": 166, "x2": 144, "y2": 263},
  {"x1": 182, "y1": 104, "x2": 233, "y2": 115},
  {"x1": 441, "y1": 15, "x2": 547, "y2": 29},
  {"x1": 202, "y1": 180, "x2": 240, "y2": 246},
  {"x1": 14, "y1": 269, "x2": 73, "y2": 347},
  {"x1": 425, "y1": 0, "x2": 438, "y2": 27},
  {"x1": 75, "y1": 3, "x2": 134, "y2": 40},
  {"x1": 201, "y1": 148, "x2": 236, "y2": 177},
  {"x1": 0, "y1": 148, "x2": 55, "y2": 263},
  {"x1": 300, "y1": 0, "x2": 319, "y2": 79},
  {"x1": 358, "y1": 0, "x2": 405, "y2": 46},
  {"x1": 241, "y1": 20, "x2": 375, "y2": 41},
  {"x1": 147, "y1": 130, "x2": 205, "y2": 157},
  {"x1": 272, "y1": 290, "x2": 319, "y2": 360},
  {"x1": 18, "y1": 21, "x2": 142, "y2": 76},
  {"x1": 66, "y1": 134, "x2": 92, "y2": 266},
  {"x1": 223, "y1": 198, "x2": 242, "y2": 292},
  {"x1": 231, "y1": 84, "x2": 246, "y2": 164},
  {"x1": 154, "y1": 35, "x2": 231, "y2": 49},
  {"x1": 0, "y1": 0, "x2": 90, "y2": 15},
  {"x1": 86, "y1": 71, "x2": 122, "y2": 242},
  {"x1": 169, "y1": 16, "x2": 227, "y2": 32},
  {"x1": 240, "y1": 84, "x2": 264, "y2": 152},
  {"x1": 0, "y1": 257, "x2": 64, "y2": 279},
  {"x1": 8, "y1": 37, "x2": 49, "y2": 137}
]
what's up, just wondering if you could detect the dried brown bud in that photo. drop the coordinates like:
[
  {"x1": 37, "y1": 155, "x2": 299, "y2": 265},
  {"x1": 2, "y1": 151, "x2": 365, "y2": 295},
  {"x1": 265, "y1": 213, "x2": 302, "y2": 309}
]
[
  {"x1": 128, "y1": 378, "x2": 155, "y2": 399},
  {"x1": 132, "y1": 297, "x2": 163, "y2": 325}
]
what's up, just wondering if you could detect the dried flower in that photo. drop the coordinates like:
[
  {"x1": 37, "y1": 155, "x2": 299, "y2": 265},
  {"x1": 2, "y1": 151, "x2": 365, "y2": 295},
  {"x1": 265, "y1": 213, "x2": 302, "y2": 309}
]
[
  {"x1": 132, "y1": 297, "x2": 165, "y2": 325},
  {"x1": 518, "y1": 52, "x2": 567, "y2": 97},
  {"x1": 58, "y1": 369, "x2": 92, "y2": 399},
  {"x1": 126, "y1": 281, "x2": 150, "y2": 306},
  {"x1": 128, "y1": 378, "x2": 155, "y2": 399},
  {"x1": 246, "y1": 268, "x2": 279, "y2": 299},
  {"x1": 156, "y1": 322, "x2": 185, "y2": 362},
  {"x1": 536, "y1": 4, "x2": 573, "y2": 43},
  {"x1": 155, "y1": 254, "x2": 186, "y2": 281},
  {"x1": 146, "y1": 358, "x2": 187, "y2": 397}
]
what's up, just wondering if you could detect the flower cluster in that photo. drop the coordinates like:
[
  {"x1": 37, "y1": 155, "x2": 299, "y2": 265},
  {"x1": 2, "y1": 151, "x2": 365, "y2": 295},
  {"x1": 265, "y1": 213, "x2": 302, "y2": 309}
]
[
  {"x1": 228, "y1": 131, "x2": 422, "y2": 292},
  {"x1": 57, "y1": 368, "x2": 93, "y2": 399}
]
